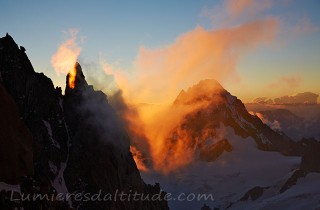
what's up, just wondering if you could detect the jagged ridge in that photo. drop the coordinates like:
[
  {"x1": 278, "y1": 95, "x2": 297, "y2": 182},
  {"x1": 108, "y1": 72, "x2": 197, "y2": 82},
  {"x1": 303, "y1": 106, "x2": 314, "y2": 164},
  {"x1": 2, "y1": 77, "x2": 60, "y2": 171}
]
[{"x1": 0, "y1": 34, "x2": 169, "y2": 210}]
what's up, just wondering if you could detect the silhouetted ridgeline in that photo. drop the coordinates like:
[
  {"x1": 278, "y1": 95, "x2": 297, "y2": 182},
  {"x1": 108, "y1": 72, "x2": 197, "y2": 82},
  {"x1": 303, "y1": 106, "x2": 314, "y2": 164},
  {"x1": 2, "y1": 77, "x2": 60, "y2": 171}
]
[{"x1": 0, "y1": 34, "x2": 169, "y2": 210}]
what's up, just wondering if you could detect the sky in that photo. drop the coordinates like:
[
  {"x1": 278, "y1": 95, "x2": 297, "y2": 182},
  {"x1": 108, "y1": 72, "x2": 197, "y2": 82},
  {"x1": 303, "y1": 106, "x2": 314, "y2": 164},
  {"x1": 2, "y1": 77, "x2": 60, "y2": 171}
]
[{"x1": 1, "y1": 0, "x2": 320, "y2": 103}]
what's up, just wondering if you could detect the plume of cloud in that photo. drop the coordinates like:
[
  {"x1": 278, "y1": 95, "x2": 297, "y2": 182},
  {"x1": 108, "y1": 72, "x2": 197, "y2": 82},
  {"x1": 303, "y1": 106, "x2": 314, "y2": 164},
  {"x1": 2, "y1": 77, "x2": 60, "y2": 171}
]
[
  {"x1": 96, "y1": 2, "x2": 280, "y2": 174},
  {"x1": 116, "y1": 18, "x2": 279, "y2": 105},
  {"x1": 51, "y1": 28, "x2": 81, "y2": 75},
  {"x1": 93, "y1": 1, "x2": 317, "y2": 174},
  {"x1": 98, "y1": 16, "x2": 279, "y2": 174}
]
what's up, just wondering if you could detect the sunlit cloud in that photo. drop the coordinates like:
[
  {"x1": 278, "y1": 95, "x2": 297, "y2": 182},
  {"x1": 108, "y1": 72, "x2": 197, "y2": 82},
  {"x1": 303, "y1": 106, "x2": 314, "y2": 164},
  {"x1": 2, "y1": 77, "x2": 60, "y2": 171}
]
[
  {"x1": 51, "y1": 28, "x2": 81, "y2": 75},
  {"x1": 105, "y1": 16, "x2": 279, "y2": 174},
  {"x1": 118, "y1": 18, "x2": 279, "y2": 105},
  {"x1": 226, "y1": 0, "x2": 273, "y2": 18}
]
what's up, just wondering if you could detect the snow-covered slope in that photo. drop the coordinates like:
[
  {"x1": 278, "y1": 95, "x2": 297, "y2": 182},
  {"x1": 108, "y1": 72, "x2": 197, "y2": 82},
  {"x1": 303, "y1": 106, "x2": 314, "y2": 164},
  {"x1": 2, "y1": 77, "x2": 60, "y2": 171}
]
[
  {"x1": 229, "y1": 173, "x2": 320, "y2": 210},
  {"x1": 142, "y1": 126, "x2": 301, "y2": 210}
]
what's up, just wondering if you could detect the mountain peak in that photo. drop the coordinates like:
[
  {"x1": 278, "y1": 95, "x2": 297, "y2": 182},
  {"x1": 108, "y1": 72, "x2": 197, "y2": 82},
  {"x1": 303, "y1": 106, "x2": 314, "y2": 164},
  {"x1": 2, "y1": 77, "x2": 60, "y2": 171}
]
[
  {"x1": 174, "y1": 79, "x2": 226, "y2": 105},
  {"x1": 65, "y1": 62, "x2": 88, "y2": 92},
  {"x1": 197, "y1": 79, "x2": 224, "y2": 89}
]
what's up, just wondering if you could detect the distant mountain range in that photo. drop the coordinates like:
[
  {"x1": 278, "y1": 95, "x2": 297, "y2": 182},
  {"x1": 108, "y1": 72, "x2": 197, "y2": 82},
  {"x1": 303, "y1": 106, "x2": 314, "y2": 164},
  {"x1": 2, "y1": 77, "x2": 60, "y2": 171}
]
[{"x1": 252, "y1": 92, "x2": 319, "y2": 105}]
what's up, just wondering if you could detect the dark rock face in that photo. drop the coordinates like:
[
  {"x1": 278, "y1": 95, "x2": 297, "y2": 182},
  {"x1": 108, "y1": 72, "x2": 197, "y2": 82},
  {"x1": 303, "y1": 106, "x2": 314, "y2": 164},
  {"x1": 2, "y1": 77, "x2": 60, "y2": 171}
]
[
  {"x1": 63, "y1": 63, "x2": 168, "y2": 210},
  {"x1": 0, "y1": 34, "x2": 169, "y2": 210},
  {"x1": 300, "y1": 138, "x2": 320, "y2": 173},
  {"x1": 1, "y1": 34, "x2": 70, "y2": 209},
  {"x1": 0, "y1": 34, "x2": 69, "y2": 180},
  {"x1": 0, "y1": 84, "x2": 33, "y2": 183}
]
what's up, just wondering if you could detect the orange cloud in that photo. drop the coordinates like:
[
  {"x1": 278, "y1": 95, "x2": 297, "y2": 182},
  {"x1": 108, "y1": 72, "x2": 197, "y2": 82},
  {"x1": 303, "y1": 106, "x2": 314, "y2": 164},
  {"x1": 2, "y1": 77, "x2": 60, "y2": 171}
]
[
  {"x1": 51, "y1": 28, "x2": 81, "y2": 75},
  {"x1": 227, "y1": 0, "x2": 254, "y2": 16},
  {"x1": 202, "y1": 0, "x2": 274, "y2": 26},
  {"x1": 226, "y1": 0, "x2": 273, "y2": 18},
  {"x1": 144, "y1": 80, "x2": 228, "y2": 174},
  {"x1": 103, "y1": 17, "x2": 280, "y2": 174},
  {"x1": 118, "y1": 18, "x2": 279, "y2": 105}
]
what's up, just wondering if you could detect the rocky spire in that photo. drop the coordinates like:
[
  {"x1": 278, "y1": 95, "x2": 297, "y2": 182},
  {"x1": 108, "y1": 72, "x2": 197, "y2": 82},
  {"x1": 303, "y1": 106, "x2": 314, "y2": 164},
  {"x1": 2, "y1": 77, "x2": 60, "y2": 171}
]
[{"x1": 65, "y1": 62, "x2": 88, "y2": 93}]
